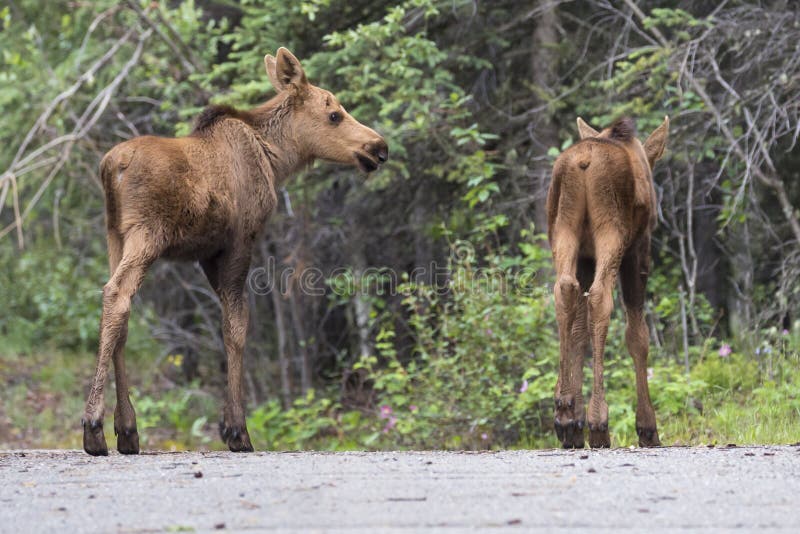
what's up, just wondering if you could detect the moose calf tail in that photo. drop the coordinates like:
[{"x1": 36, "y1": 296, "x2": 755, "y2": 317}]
[{"x1": 99, "y1": 151, "x2": 121, "y2": 233}]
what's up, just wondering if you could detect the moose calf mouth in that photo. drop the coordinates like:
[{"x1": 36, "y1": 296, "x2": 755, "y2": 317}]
[{"x1": 355, "y1": 152, "x2": 380, "y2": 173}]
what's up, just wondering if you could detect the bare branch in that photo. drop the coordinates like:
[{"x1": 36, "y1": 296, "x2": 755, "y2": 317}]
[
  {"x1": 622, "y1": 1, "x2": 800, "y2": 244},
  {"x1": 125, "y1": 0, "x2": 201, "y2": 74},
  {"x1": 0, "y1": 28, "x2": 153, "y2": 242}
]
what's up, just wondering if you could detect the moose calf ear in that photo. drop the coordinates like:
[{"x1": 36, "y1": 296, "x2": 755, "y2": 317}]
[
  {"x1": 264, "y1": 54, "x2": 282, "y2": 92},
  {"x1": 274, "y1": 47, "x2": 308, "y2": 92},
  {"x1": 576, "y1": 117, "x2": 600, "y2": 139},
  {"x1": 644, "y1": 115, "x2": 669, "y2": 167}
]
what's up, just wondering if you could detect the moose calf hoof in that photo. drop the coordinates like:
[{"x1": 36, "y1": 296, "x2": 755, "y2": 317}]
[
  {"x1": 554, "y1": 418, "x2": 585, "y2": 449},
  {"x1": 220, "y1": 423, "x2": 254, "y2": 453},
  {"x1": 636, "y1": 426, "x2": 661, "y2": 447},
  {"x1": 554, "y1": 395, "x2": 584, "y2": 448},
  {"x1": 588, "y1": 422, "x2": 610, "y2": 448},
  {"x1": 115, "y1": 426, "x2": 140, "y2": 455},
  {"x1": 82, "y1": 418, "x2": 109, "y2": 456}
]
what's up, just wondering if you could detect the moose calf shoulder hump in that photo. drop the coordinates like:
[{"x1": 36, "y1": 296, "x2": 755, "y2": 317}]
[
  {"x1": 546, "y1": 115, "x2": 669, "y2": 449},
  {"x1": 82, "y1": 47, "x2": 388, "y2": 456}
]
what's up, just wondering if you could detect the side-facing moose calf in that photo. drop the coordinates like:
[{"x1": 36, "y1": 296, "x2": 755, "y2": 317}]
[
  {"x1": 547, "y1": 116, "x2": 669, "y2": 449},
  {"x1": 82, "y1": 48, "x2": 388, "y2": 455}
]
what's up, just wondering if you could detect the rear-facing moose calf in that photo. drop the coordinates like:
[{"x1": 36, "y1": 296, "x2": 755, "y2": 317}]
[
  {"x1": 547, "y1": 116, "x2": 669, "y2": 449},
  {"x1": 82, "y1": 48, "x2": 388, "y2": 455}
]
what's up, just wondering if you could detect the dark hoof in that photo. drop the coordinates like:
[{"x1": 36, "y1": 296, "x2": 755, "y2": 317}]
[
  {"x1": 555, "y1": 418, "x2": 585, "y2": 449},
  {"x1": 220, "y1": 422, "x2": 254, "y2": 453},
  {"x1": 554, "y1": 395, "x2": 585, "y2": 448},
  {"x1": 588, "y1": 422, "x2": 610, "y2": 448},
  {"x1": 115, "y1": 425, "x2": 140, "y2": 455},
  {"x1": 637, "y1": 425, "x2": 662, "y2": 447},
  {"x1": 82, "y1": 418, "x2": 108, "y2": 456}
]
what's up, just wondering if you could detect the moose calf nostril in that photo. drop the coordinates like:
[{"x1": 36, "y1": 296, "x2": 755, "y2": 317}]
[{"x1": 367, "y1": 139, "x2": 388, "y2": 163}]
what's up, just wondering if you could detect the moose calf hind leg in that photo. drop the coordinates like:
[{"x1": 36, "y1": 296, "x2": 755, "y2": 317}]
[
  {"x1": 113, "y1": 325, "x2": 140, "y2": 454},
  {"x1": 83, "y1": 232, "x2": 152, "y2": 456},
  {"x1": 114, "y1": 405, "x2": 140, "y2": 455},
  {"x1": 587, "y1": 410, "x2": 610, "y2": 448},
  {"x1": 220, "y1": 421, "x2": 254, "y2": 453},
  {"x1": 587, "y1": 385, "x2": 610, "y2": 448},
  {"x1": 554, "y1": 394, "x2": 585, "y2": 449},
  {"x1": 587, "y1": 277, "x2": 614, "y2": 449},
  {"x1": 554, "y1": 274, "x2": 585, "y2": 449}
]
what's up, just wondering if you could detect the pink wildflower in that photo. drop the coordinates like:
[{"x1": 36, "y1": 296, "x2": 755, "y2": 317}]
[
  {"x1": 519, "y1": 379, "x2": 529, "y2": 393},
  {"x1": 409, "y1": 405, "x2": 418, "y2": 413},
  {"x1": 379, "y1": 405, "x2": 393, "y2": 419},
  {"x1": 382, "y1": 416, "x2": 398, "y2": 433},
  {"x1": 481, "y1": 433, "x2": 488, "y2": 441},
  {"x1": 719, "y1": 343, "x2": 732, "y2": 357}
]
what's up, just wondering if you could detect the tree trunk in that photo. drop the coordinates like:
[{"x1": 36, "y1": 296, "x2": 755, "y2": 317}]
[
  {"x1": 352, "y1": 245, "x2": 372, "y2": 360},
  {"x1": 271, "y1": 282, "x2": 293, "y2": 408},
  {"x1": 290, "y1": 282, "x2": 312, "y2": 393},
  {"x1": 530, "y1": 0, "x2": 560, "y2": 238}
]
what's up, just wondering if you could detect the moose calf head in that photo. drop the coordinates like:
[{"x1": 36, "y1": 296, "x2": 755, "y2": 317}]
[{"x1": 264, "y1": 48, "x2": 388, "y2": 173}]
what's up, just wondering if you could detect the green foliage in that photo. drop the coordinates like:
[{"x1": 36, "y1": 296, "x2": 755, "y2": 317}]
[
  {"x1": 0, "y1": 351, "x2": 87, "y2": 449},
  {"x1": 661, "y1": 328, "x2": 800, "y2": 446},
  {"x1": 693, "y1": 352, "x2": 759, "y2": 394},
  {"x1": 355, "y1": 237, "x2": 559, "y2": 449},
  {"x1": 0, "y1": 242, "x2": 157, "y2": 354},
  {"x1": 134, "y1": 385, "x2": 217, "y2": 449},
  {"x1": 0, "y1": 0, "x2": 213, "y2": 352},
  {"x1": 247, "y1": 390, "x2": 375, "y2": 450},
  {"x1": 644, "y1": 8, "x2": 712, "y2": 36},
  {"x1": 243, "y1": 238, "x2": 799, "y2": 451},
  {"x1": 0, "y1": 245, "x2": 101, "y2": 351},
  {"x1": 193, "y1": 0, "x2": 499, "y2": 210}
]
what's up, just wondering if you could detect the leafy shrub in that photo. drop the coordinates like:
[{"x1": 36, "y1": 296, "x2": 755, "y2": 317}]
[
  {"x1": 353, "y1": 235, "x2": 561, "y2": 449},
  {"x1": 134, "y1": 384, "x2": 218, "y2": 450},
  {"x1": 247, "y1": 390, "x2": 374, "y2": 450}
]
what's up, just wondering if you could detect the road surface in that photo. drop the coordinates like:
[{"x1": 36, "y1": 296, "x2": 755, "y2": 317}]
[{"x1": 1, "y1": 446, "x2": 799, "y2": 532}]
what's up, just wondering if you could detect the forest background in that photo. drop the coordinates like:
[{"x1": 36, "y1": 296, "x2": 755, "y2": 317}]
[{"x1": 1, "y1": 0, "x2": 799, "y2": 450}]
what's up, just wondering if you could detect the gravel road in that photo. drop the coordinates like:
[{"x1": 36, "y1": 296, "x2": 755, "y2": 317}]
[{"x1": 1, "y1": 446, "x2": 799, "y2": 533}]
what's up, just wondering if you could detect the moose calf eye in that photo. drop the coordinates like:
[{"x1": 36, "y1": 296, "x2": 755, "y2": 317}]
[{"x1": 329, "y1": 112, "x2": 342, "y2": 124}]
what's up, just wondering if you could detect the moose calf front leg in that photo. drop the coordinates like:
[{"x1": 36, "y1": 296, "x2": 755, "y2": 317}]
[
  {"x1": 220, "y1": 293, "x2": 254, "y2": 452},
  {"x1": 620, "y1": 248, "x2": 661, "y2": 447},
  {"x1": 626, "y1": 311, "x2": 661, "y2": 447}
]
